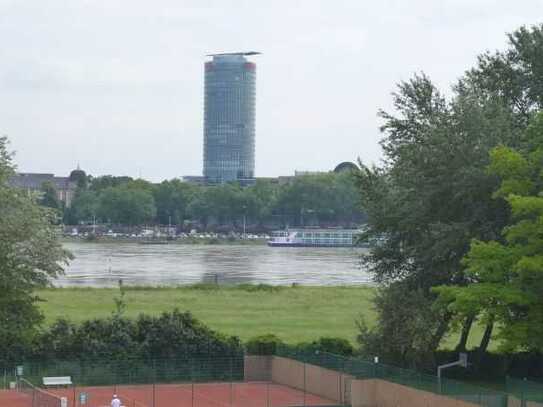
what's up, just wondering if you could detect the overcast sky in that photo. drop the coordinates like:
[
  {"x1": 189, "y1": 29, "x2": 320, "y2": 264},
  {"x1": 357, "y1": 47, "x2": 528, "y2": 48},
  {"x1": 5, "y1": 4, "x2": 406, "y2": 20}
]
[{"x1": 1, "y1": 1, "x2": 542, "y2": 181}]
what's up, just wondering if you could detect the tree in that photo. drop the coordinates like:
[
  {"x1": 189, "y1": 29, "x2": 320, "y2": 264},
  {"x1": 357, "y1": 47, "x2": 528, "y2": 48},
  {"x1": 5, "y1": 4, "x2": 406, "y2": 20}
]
[
  {"x1": 357, "y1": 282, "x2": 446, "y2": 368},
  {"x1": 88, "y1": 175, "x2": 133, "y2": 192},
  {"x1": 464, "y1": 24, "x2": 543, "y2": 123},
  {"x1": 356, "y1": 26, "x2": 543, "y2": 363},
  {"x1": 97, "y1": 184, "x2": 156, "y2": 225},
  {"x1": 436, "y1": 113, "x2": 543, "y2": 353},
  {"x1": 67, "y1": 190, "x2": 99, "y2": 224},
  {"x1": 356, "y1": 72, "x2": 516, "y2": 361},
  {"x1": 153, "y1": 180, "x2": 195, "y2": 225},
  {"x1": 0, "y1": 136, "x2": 71, "y2": 366},
  {"x1": 39, "y1": 181, "x2": 61, "y2": 210},
  {"x1": 246, "y1": 179, "x2": 278, "y2": 226},
  {"x1": 186, "y1": 188, "x2": 212, "y2": 229},
  {"x1": 274, "y1": 173, "x2": 361, "y2": 227}
]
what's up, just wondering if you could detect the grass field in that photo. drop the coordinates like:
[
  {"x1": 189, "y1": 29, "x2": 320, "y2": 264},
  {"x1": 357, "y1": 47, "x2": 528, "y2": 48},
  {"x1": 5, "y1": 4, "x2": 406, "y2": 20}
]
[{"x1": 37, "y1": 285, "x2": 490, "y2": 349}]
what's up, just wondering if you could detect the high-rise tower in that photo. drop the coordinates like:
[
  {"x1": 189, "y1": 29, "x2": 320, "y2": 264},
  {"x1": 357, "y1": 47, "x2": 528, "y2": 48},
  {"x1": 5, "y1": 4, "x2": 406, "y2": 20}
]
[{"x1": 203, "y1": 52, "x2": 259, "y2": 184}]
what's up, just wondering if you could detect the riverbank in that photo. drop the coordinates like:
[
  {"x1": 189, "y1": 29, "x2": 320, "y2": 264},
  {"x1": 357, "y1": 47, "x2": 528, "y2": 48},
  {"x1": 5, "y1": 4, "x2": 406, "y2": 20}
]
[
  {"x1": 60, "y1": 236, "x2": 267, "y2": 245},
  {"x1": 37, "y1": 285, "x2": 490, "y2": 349}
]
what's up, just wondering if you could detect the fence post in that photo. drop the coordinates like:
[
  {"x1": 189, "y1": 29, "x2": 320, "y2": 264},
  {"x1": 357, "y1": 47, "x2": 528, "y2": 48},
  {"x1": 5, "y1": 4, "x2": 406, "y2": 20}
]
[
  {"x1": 191, "y1": 359, "x2": 195, "y2": 407},
  {"x1": 303, "y1": 355, "x2": 306, "y2": 407},
  {"x1": 229, "y1": 357, "x2": 233, "y2": 407},
  {"x1": 152, "y1": 359, "x2": 156, "y2": 407}
]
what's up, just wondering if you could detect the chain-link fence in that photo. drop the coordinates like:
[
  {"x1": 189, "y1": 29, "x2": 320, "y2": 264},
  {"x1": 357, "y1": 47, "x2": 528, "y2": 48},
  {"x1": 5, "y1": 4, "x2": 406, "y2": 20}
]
[
  {"x1": 2, "y1": 355, "x2": 343, "y2": 407},
  {"x1": 19, "y1": 356, "x2": 244, "y2": 387},
  {"x1": 275, "y1": 347, "x2": 509, "y2": 407},
  {"x1": 506, "y1": 377, "x2": 543, "y2": 406},
  {"x1": 2, "y1": 351, "x2": 536, "y2": 407}
]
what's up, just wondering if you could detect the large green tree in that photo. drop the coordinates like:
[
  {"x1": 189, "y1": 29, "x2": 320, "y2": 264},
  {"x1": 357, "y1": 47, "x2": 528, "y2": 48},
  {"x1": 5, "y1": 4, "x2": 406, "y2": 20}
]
[
  {"x1": 464, "y1": 24, "x2": 543, "y2": 123},
  {"x1": 97, "y1": 183, "x2": 156, "y2": 225},
  {"x1": 68, "y1": 190, "x2": 99, "y2": 223},
  {"x1": 153, "y1": 179, "x2": 196, "y2": 225},
  {"x1": 275, "y1": 173, "x2": 361, "y2": 227},
  {"x1": 0, "y1": 136, "x2": 71, "y2": 366},
  {"x1": 39, "y1": 181, "x2": 61, "y2": 210},
  {"x1": 436, "y1": 113, "x2": 543, "y2": 353},
  {"x1": 355, "y1": 25, "x2": 543, "y2": 364}
]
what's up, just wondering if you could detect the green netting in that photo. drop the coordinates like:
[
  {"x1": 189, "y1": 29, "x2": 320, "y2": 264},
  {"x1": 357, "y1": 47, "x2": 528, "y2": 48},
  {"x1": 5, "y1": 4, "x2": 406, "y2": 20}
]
[
  {"x1": 21, "y1": 356, "x2": 244, "y2": 387},
  {"x1": 11, "y1": 350, "x2": 525, "y2": 407},
  {"x1": 506, "y1": 376, "x2": 543, "y2": 403},
  {"x1": 275, "y1": 347, "x2": 508, "y2": 407},
  {"x1": 18, "y1": 378, "x2": 63, "y2": 407}
]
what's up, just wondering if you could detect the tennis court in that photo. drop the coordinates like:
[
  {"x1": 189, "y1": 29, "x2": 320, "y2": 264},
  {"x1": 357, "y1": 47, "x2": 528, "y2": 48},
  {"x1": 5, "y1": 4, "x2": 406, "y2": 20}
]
[{"x1": 2, "y1": 380, "x2": 338, "y2": 407}]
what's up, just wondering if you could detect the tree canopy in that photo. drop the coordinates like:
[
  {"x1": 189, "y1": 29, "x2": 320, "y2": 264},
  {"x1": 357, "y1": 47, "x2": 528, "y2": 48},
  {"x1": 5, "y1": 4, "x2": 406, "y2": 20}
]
[
  {"x1": 356, "y1": 24, "x2": 543, "y2": 366},
  {"x1": 0, "y1": 136, "x2": 71, "y2": 366},
  {"x1": 436, "y1": 113, "x2": 543, "y2": 353},
  {"x1": 62, "y1": 172, "x2": 364, "y2": 229}
]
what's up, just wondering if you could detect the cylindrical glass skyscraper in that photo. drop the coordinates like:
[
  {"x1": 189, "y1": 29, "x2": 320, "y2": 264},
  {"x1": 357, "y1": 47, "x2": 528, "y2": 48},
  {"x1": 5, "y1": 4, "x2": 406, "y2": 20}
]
[{"x1": 203, "y1": 53, "x2": 258, "y2": 184}]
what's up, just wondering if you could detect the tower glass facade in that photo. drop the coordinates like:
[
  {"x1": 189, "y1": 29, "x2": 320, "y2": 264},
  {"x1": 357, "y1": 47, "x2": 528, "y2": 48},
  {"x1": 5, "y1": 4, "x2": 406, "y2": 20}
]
[{"x1": 203, "y1": 54, "x2": 256, "y2": 183}]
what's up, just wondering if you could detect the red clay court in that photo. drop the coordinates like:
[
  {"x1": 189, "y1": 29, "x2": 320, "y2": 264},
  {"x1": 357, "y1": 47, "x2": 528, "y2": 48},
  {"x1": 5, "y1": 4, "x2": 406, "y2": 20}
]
[{"x1": 0, "y1": 381, "x2": 339, "y2": 407}]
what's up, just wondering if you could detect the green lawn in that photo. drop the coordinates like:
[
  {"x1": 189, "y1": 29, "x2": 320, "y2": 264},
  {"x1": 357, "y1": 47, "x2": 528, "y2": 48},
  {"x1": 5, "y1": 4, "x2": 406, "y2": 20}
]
[{"x1": 36, "y1": 285, "x2": 490, "y2": 349}]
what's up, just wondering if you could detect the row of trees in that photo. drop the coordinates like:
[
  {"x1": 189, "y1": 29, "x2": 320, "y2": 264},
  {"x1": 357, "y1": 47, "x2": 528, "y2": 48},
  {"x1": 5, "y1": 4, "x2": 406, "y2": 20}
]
[
  {"x1": 357, "y1": 24, "x2": 543, "y2": 371},
  {"x1": 60, "y1": 172, "x2": 364, "y2": 229}
]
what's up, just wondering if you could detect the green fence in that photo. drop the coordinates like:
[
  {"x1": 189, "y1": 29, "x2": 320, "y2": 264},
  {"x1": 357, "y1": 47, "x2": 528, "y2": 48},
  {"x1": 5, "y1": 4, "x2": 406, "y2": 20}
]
[
  {"x1": 276, "y1": 347, "x2": 509, "y2": 407},
  {"x1": 18, "y1": 356, "x2": 244, "y2": 388},
  {"x1": 3, "y1": 350, "x2": 535, "y2": 407},
  {"x1": 506, "y1": 376, "x2": 543, "y2": 405}
]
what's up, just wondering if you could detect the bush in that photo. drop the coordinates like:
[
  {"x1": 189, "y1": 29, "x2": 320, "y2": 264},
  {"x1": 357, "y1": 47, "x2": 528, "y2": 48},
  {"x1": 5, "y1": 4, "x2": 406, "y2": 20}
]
[
  {"x1": 31, "y1": 309, "x2": 242, "y2": 362},
  {"x1": 246, "y1": 335, "x2": 354, "y2": 357},
  {"x1": 246, "y1": 334, "x2": 284, "y2": 355},
  {"x1": 238, "y1": 284, "x2": 283, "y2": 293},
  {"x1": 294, "y1": 337, "x2": 354, "y2": 357}
]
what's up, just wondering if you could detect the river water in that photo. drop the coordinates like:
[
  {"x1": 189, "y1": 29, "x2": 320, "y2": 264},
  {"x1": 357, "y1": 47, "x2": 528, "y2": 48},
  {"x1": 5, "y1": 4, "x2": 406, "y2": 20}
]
[{"x1": 57, "y1": 242, "x2": 371, "y2": 287}]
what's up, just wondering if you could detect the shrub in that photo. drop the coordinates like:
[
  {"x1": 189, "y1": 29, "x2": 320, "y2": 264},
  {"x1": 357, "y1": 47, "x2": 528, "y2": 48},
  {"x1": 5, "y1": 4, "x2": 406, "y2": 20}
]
[
  {"x1": 31, "y1": 309, "x2": 242, "y2": 362},
  {"x1": 246, "y1": 334, "x2": 284, "y2": 355},
  {"x1": 294, "y1": 337, "x2": 354, "y2": 357},
  {"x1": 238, "y1": 284, "x2": 283, "y2": 293}
]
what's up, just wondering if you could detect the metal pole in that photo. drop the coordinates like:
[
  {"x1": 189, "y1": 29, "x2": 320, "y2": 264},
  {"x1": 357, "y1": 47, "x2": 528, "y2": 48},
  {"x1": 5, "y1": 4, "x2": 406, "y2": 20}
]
[
  {"x1": 152, "y1": 359, "x2": 156, "y2": 407},
  {"x1": 303, "y1": 360, "x2": 306, "y2": 407},
  {"x1": 190, "y1": 357, "x2": 195, "y2": 407},
  {"x1": 230, "y1": 357, "x2": 233, "y2": 407},
  {"x1": 243, "y1": 214, "x2": 246, "y2": 239}
]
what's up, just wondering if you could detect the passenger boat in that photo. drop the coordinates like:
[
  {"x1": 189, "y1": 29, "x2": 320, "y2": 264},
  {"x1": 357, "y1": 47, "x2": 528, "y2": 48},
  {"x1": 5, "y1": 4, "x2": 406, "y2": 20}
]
[{"x1": 267, "y1": 228, "x2": 362, "y2": 247}]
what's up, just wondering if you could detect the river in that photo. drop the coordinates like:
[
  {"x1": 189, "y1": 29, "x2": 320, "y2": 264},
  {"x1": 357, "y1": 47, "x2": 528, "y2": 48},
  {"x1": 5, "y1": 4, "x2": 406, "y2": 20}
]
[{"x1": 57, "y1": 242, "x2": 371, "y2": 287}]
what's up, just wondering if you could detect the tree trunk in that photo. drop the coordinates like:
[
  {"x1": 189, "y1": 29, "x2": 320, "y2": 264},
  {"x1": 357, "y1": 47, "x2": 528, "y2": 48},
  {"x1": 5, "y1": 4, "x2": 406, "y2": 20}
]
[
  {"x1": 456, "y1": 315, "x2": 475, "y2": 352},
  {"x1": 478, "y1": 317, "x2": 494, "y2": 355},
  {"x1": 430, "y1": 312, "x2": 452, "y2": 351}
]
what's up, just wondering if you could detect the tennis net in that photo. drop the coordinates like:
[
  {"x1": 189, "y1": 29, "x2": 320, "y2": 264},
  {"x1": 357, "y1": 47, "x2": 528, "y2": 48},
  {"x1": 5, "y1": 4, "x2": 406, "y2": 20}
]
[
  {"x1": 17, "y1": 378, "x2": 64, "y2": 407},
  {"x1": 116, "y1": 393, "x2": 149, "y2": 407}
]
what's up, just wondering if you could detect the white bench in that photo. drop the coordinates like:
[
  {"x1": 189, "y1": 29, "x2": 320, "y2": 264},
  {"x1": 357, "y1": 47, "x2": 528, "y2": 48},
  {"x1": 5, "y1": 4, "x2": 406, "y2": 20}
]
[{"x1": 42, "y1": 376, "x2": 72, "y2": 387}]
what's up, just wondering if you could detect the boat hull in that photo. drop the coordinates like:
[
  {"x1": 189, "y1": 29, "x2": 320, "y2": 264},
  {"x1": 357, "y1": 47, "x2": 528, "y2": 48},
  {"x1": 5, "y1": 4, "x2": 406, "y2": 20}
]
[{"x1": 267, "y1": 242, "x2": 353, "y2": 248}]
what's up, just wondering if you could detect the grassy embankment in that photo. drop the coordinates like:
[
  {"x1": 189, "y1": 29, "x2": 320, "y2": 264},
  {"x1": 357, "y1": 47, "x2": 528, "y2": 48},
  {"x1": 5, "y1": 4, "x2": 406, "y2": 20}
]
[{"x1": 37, "y1": 285, "x2": 490, "y2": 350}]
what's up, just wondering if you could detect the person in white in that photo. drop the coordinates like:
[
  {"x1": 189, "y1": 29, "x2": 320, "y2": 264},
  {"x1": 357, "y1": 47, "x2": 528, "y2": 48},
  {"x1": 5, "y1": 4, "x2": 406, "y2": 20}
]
[{"x1": 111, "y1": 394, "x2": 121, "y2": 407}]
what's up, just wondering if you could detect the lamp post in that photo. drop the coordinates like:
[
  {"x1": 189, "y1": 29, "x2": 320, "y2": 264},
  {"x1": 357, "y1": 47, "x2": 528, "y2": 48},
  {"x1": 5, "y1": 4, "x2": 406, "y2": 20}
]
[{"x1": 242, "y1": 205, "x2": 247, "y2": 239}]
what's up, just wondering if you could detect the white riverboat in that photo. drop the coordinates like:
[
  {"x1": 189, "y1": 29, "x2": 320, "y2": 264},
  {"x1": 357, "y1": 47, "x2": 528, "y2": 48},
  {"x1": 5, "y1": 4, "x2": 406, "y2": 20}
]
[{"x1": 267, "y1": 228, "x2": 362, "y2": 247}]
